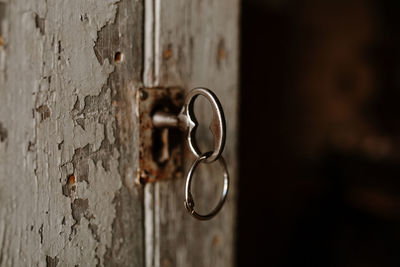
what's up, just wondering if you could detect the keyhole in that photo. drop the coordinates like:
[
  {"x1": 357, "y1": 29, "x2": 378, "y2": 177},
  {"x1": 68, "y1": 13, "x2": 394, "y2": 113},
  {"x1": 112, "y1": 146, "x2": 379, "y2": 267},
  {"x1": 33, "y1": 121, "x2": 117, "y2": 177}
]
[{"x1": 151, "y1": 100, "x2": 182, "y2": 166}]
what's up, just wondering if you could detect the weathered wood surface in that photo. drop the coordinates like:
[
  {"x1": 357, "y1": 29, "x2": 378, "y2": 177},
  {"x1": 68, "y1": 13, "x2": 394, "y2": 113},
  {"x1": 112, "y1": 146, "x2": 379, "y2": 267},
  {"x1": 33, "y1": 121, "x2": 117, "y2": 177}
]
[
  {"x1": 143, "y1": 1, "x2": 240, "y2": 267},
  {"x1": 0, "y1": 0, "x2": 144, "y2": 266},
  {"x1": 0, "y1": 0, "x2": 239, "y2": 265}
]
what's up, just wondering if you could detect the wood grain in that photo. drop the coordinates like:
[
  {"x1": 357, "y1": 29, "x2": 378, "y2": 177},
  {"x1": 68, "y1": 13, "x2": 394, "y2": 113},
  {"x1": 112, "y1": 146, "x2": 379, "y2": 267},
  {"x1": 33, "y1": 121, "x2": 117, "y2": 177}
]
[
  {"x1": 0, "y1": 0, "x2": 240, "y2": 265},
  {"x1": 143, "y1": 0, "x2": 240, "y2": 266},
  {"x1": 0, "y1": 0, "x2": 144, "y2": 265}
]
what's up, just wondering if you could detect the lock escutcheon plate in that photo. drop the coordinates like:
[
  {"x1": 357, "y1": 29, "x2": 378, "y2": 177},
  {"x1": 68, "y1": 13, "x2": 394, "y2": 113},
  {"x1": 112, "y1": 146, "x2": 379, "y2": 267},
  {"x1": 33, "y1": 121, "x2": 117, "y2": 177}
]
[{"x1": 137, "y1": 87, "x2": 184, "y2": 184}]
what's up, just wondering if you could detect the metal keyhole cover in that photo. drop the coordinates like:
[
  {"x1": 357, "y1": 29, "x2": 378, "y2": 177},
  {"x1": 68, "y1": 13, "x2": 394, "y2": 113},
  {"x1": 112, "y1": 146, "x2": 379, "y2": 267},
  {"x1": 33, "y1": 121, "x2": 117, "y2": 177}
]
[{"x1": 178, "y1": 88, "x2": 226, "y2": 163}]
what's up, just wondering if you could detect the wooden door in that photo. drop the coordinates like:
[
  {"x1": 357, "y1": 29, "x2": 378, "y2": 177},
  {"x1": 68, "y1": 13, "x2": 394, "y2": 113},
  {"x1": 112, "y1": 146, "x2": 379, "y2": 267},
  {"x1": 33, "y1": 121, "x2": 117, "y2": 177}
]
[{"x1": 0, "y1": 0, "x2": 239, "y2": 266}]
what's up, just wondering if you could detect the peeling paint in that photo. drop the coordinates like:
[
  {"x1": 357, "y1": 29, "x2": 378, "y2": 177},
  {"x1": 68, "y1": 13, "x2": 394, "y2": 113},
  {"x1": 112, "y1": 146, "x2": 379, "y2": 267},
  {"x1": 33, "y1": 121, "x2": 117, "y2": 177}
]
[
  {"x1": 1, "y1": 0, "x2": 124, "y2": 265},
  {"x1": 0, "y1": 0, "x2": 144, "y2": 265},
  {"x1": 34, "y1": 13, "x2": 45, "y2": 35},
  {"x1": 88, "y1": 223, "x2": 100, "y2": 242},
  {"x1": 71, "y1": 198, "x2": 89, "y2": 225},
  {"x1": 71, "y1": 145, "x2": 90, "y2": 183},
  {"x1": 46, "y1": 255, "x2": 59, "y2": 267},
  {"x1": 36, "y1": 104, "x2": 50, "y2": 121},
  {"x1": 27, "y1": 141, "x2": 35, "y2": 151},
  {"x1": 0, "y1": 122, "x2": 7, "y2": 142}
]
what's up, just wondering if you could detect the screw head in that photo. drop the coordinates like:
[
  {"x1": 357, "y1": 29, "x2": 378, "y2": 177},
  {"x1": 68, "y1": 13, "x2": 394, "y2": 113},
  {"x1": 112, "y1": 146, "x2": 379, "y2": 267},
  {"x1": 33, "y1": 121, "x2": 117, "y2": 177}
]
[{"x1": 140, "y1": 90, "x2": 148, "y2": 100}]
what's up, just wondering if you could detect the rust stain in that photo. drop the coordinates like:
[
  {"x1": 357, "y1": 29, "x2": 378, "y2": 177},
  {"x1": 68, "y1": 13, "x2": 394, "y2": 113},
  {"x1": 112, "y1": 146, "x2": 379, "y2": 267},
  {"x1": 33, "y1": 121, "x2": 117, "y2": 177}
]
[
  {"x1": 161, "y1": 258, "x2": 173, "y2": 267},
  {"x1": 218, "y1": 48, "x2": 226, "y2": 61},
  {"x1": 137, "y1": 88, "x2": 184, "y2": 184},
  {"x1": 114, "y1": 51, "x2": 123, "y2": 63},
  {"x1": 62, "y1": 174, "x2": 76, "y2": 197},
  {"x1": 0, "y1": 36, "x2": 3, "y2": 46},
  {"x1": 212, "y1": 235, "x2": 221, "y2": 246},
  {"x1": 68, "y1": 174, "x2": 76, "y2": 185},
  {"x1": 217, "y1": 38, "x2": 226, "y2": 68},
  {"x1": 163, "y1": 44, "x2": 172, "y2": 60}
]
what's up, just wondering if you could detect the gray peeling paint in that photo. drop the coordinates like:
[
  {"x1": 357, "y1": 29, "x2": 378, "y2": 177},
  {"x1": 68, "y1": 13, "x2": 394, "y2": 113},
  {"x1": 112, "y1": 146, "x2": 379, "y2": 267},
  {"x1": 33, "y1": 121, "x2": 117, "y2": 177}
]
[{"x1": 0, "y1": 0, "x2": 123, "y2": 266}]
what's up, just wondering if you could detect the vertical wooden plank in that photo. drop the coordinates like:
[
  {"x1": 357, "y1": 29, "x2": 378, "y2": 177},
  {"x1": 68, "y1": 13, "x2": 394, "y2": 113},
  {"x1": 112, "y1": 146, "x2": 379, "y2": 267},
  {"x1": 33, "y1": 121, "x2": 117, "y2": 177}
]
[
  {"x1": 0, "y1": 0, "x2": 144, "y2": 266},
  {"x1": 144, "y1": 1, "x2": 240, "y2": 266}
]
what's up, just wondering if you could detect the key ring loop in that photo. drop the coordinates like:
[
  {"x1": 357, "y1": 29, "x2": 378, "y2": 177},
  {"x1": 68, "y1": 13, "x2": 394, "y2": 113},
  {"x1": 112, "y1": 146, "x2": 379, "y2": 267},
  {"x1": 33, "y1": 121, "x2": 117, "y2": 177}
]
[
  {"x1": 178, "y1": 88, "x2": 226, "y2": 163},
  {"x1": 184, "y1": 152, "x2": 229, "y2": 220}
]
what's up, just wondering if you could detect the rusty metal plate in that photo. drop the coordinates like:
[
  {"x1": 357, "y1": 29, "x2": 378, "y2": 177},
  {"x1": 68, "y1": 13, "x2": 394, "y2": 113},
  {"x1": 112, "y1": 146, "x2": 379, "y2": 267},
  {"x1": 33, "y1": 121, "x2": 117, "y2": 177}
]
[{"x1": 137, "y1": 87, "x2": 184, "y2": 184}]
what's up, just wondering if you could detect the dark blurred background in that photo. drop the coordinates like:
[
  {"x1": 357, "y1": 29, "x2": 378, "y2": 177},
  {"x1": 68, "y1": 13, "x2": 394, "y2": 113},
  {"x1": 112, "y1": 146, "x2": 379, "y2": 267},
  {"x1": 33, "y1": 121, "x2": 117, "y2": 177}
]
[{"x1": 238, "y1": 0, "x2": 400, "y2": 266}]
